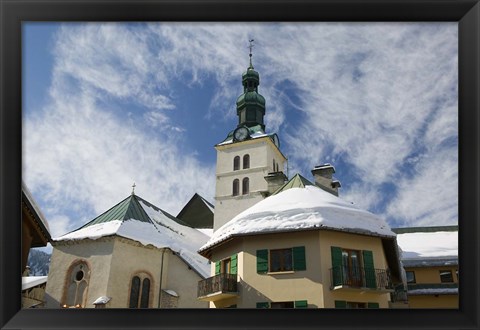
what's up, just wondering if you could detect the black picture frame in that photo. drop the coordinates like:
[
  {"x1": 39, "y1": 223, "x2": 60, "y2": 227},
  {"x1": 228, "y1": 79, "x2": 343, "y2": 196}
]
[{"x1": 1, "y1": 1, "x2": 479, "y2": 329}]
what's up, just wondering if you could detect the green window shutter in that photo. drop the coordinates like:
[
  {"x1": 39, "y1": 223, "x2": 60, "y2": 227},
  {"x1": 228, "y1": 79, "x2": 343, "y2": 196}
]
[
  {"x1": 362, "y1": 250, "x2": 376, "y2": 289},
  {"x1": 292, "y1": 246, "x2": 306, "y2": 271},
  {"x1": 334, "y1": 300, "x2": 347, "y2": 309},
  {"x1": 256, "y1": 249, "x2": 268, "y2": 274},
  {"x1": 231, "y1": 254, "x2": 238, "y2": 275},
  {"x1": 331, "y1": 246, "x2": 343, "y2": 286},
  {"x1": 215, "y1": 261, "x2": 221, "y2": 275},
  {"x1": 368, "y1": 302, "x2": 379, "y2": 308},
  {"x1": 256, "y1": 302, "x2": 269, "y2": 308},
  {"x1": 294, "y1": 300, "x2": 308, "y2": 308}
]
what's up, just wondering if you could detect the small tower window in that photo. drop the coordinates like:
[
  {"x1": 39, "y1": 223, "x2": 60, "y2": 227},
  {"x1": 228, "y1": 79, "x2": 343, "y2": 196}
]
[
  {"x1": 242, "y1": 177, "x2": 250, "y2": 195},
  {"x1": 243, "y1": 154, "x2": 250, "y2": 169},
  {"x1": 273, "y1": 159, "x2": 276, "y2": 172},
  {"x1": 233, "y1": 156, "x2": 240, "y2": 171},
  {"x1": 233, "y1": 179, "x2": 239, "y2": 196}
]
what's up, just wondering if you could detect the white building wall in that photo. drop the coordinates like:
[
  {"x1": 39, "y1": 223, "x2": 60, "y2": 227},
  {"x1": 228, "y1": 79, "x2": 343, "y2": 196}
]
[{"x1": 214, "y1": 137, "x2": 286, "y2": 230}]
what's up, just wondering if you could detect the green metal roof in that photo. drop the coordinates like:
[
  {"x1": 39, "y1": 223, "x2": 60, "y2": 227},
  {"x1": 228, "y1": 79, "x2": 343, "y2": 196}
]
[
  {"x1": 272, "y1": 173, "x2": 314, "y2": 195},
  {"x1": 77, "y1": 194, "x2": 152, "y2": 230}
]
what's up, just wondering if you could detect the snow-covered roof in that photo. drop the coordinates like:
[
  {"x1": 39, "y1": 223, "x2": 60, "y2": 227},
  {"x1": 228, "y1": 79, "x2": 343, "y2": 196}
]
[
  {"x1": 408, "y1": 288, "x2": 458, "y2": 296},
  {"x1": 92, "y1": 296, "x2": 111, "y2": 305},
  {"x1": 396, "y1": 230, "x2": 458, "y2": 260},
  {"x1": 55, "y1": 195, "x2": 211, "y2": 278},
  {"x1": 22, "y1": 276, "x2": 48, "y2": 291},
  {"x1": 217, "y1": 131, "x2": 270, "y2": 146},
  {"x1": 199, "y1": 184, "x2": 395, "y2": 254}
]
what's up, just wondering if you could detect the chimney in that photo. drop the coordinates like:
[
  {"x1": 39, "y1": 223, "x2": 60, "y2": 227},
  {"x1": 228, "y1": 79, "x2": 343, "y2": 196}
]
[
  {"x1": 311, "y1": 163, "x2": 341, "y2": 196},
  {"x1": 264, "y1": 171, "x2": 288, "y2": 196}
]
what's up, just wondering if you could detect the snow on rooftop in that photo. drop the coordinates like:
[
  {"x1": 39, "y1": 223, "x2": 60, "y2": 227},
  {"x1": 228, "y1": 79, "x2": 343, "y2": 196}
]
[
  {"x1": 22, "y1": 276, "x2": 48, "y2": 291},
  {"x1": 55, "y1": 200, "x2": 211, "y2": 278},
  {"x1": 200, "y1": 185, "x2": 395, "y2": 253},
  {"x1": 396, "y1": 231, "x2": 458, "y2": 259},
  {"x1": 217, "y1": 131, "x2": 270, "y2": 146}
]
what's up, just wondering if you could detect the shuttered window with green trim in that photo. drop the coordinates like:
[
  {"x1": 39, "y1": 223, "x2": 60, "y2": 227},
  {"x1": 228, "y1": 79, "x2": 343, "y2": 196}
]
[
  {"x1": 256, "y1": 249, "x2": 268, "y2": 273},
  {"x1": 367, "y1": 302, "x2": 379, "y2": 308},
  {"x1": 334, "y1": 300, "x2": 347, "y2": 308},
  {"x1": 215, "y1": 261, "x2": 221, "y2": 275},
  {"x1": 294, "y1": 300, "x2": 308, "y2": 308},
  {"x1": 292, "y1": 246, "x2": 306, "y2": 271},
  {"x1": 331, "y1": 246, "x2": 343, "y2": 286},
  {"x1": 231, "y1": 254, "x2": 238, "y2": 275},
  {"x1": 256, "y1": 302, "x2": 269, "y2": 308},
  {"x1": 362, "y1": 250, "x2": 376, "y2": 289}
]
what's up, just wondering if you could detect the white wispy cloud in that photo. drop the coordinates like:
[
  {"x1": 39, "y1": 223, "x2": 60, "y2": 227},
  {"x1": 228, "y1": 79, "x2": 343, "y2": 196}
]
[{"x1": 23, "y1": 22, "x2": 457, "y2": 235}]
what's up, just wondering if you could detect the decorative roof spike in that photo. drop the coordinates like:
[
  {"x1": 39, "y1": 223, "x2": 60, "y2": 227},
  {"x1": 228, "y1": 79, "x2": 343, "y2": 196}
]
[
  {"x1": 131, "y1": 182, "x2": 136, "y2": 195},
  {"x1": 248, "y1": 39, "x2": 254, "y2": 69}
]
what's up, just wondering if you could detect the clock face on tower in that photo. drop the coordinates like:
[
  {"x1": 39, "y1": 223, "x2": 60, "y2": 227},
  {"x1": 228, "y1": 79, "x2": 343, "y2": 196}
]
[{"x1": 233, "y1": 126, "x2": 249, "y2": 142}]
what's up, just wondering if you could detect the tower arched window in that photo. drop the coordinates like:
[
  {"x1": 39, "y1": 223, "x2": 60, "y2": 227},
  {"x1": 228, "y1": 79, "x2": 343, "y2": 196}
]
[
  {"x1": 233, "y1": 156, "x2": 240, "y2": 171},
  {"x1": 273, "y1": 159, "x2": 276, "y2": 172},
  {"x1": 63, "y1": 260, "x2": 90, "y2": 308},
  {"x1": 129, "y1": 273, "x2": 152, "y2": 308},
  {"x1": 243, "y1": 154, "x2": 250, "y2": 169},
  {"x1": 232, "y1": 179, "x2": 239, "y2": 196},
  {"x1": 242, "y1": 177, "x2": 250, "y2": 195}
]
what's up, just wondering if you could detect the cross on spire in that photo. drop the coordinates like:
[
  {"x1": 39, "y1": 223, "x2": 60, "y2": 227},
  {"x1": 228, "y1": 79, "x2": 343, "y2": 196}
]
[
  {"x1": 131, "y1": 182, "x2": 136, "y2": 195},
  {"x1": 248, "y1": 39, "x2": 255, "y2": 67}
]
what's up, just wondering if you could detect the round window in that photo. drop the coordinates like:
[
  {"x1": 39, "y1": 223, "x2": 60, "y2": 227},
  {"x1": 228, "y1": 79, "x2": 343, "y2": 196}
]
[{"x1": 75, "y1": 270, "x2": 84, "y2": 281}]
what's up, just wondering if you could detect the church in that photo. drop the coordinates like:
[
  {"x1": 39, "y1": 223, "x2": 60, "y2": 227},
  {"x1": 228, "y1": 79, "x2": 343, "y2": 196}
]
[{"x1": 44, "y1": 43, "x2": 410, "y2": 309}]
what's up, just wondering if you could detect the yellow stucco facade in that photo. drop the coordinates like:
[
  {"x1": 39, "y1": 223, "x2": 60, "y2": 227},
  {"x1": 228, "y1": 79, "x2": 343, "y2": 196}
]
[
  {"x1": 405, "y1": 265, "x2": 459, "y2": 308},
  {"x1": 201, "y1": 229, "x2": 396, "y2": 309}
]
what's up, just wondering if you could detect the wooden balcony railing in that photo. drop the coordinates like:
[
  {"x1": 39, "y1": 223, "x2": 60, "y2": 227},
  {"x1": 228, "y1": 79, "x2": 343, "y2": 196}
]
[{"x1": 197, "y1": 273, "x2": 238, "y2": 299}]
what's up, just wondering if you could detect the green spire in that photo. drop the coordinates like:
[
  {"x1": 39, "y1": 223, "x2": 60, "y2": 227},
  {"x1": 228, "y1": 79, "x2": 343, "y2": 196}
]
[{"x1": 235, "y1": 39, "x2": 266, "y2": 130}]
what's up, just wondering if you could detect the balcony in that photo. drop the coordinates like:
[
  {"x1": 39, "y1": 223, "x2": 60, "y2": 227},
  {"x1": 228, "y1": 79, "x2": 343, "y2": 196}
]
[
  {"x1": 330, "y1": 266, "x2": 394, "y2": 292},
  {"x1": 197, "y1": 273, "x2": 238, "y2": 302}
]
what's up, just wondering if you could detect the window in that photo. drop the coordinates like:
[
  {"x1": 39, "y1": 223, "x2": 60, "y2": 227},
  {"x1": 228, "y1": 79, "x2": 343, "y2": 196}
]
[
  {"x1": 335, "y1": 300, "x2": 379, "y2": 309},
  {"x1": 233, "y1": 156, "x2": 240, "y2": 171},
  {"x1": 270, "y1": 248, "x2": 293, "y2": 272},
  {"x1": 271, "y1": 301, "x2": 294, "y2": 308},
  {"x1": 341, "y1": 249, "x2": 362, "y2": 287},
  {"x1": 440, "y1": 270, "x2": 454, "y2": 283},
  {"x1": 257, "y1": 300, "x2": 307, "y2": 309},
  {"x1": 129, "y1": 273, "x2": 152, "y2": 308},
  {"x1": 64, "y1": 260, "x2": 90, "y2": 308},
  {"x1": 331, "y1": 247, "x2": 377, "y2": 289},
  {"x1": 256, "y1": 247, "x2": 306, "y2": 273},
  {"x1": 232, "y1": 179, "x2": 239, "y2": 196},
  {"x1": 242, "y1": 177, "x2": 249, "y2": 195},
  {"x1": 243, "y1": 154, "x2": 250, "y2": 169},
  {"x1": 215, "y1": 254, "x2": 238, "y2": 275},
  {"x1": 273, "y1": 159, "x2": 276, "y2": 171},
  {"x1": 406, "y1": 271, "x2": 416, "y2": 284}
]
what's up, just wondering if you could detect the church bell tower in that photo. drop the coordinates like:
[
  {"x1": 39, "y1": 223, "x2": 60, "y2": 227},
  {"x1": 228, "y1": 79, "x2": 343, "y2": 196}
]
[{"x1": 213, "y1": 40, "x2": 288, "y2": 231}]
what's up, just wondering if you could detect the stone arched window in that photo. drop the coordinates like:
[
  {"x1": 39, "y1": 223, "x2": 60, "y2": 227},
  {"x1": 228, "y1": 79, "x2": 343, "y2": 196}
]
[
  {"x1": 242, "y1": 177, "x2": 249, "y2": 195},
  {"x1": 129, "y1": 273, "x2": 152, "y2": 308},
  {"x1": 243, "y1": 154, "x2": 250, "y2": 169},
  {"x1": 63, "y1": 260, "x2": 90, "y2": 308},
  {"x1": 233, "y1": 156, "x2": 240, "y2": 171},
  {"x1": 232, "y1": 179, "x2": 239, "y2": 196}
]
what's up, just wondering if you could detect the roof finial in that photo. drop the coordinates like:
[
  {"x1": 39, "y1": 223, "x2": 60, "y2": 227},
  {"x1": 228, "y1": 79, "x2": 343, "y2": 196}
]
[
  {"x1": 131, "y1": 182, "x2": 136, "y2": 195},
  {"x1": 248, "y1": 39, "x2": 255, "y2": 68}
]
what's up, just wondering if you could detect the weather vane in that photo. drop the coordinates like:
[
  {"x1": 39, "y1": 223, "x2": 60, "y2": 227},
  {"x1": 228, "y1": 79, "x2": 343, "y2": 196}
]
[{"x1": 131, "y1": 182, "x2": 136, "y2": 195}]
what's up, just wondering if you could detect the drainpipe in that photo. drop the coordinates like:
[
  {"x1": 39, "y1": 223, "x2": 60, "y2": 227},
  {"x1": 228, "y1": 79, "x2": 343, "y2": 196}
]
[{"x1": 157, "y1": 248, "x2": 168, "y2": 308}]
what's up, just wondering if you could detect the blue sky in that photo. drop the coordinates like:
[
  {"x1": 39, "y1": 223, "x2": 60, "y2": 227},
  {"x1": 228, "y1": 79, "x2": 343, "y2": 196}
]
[{"x1": 22, "y1": 22, "x2": 458, "y2": 242}]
